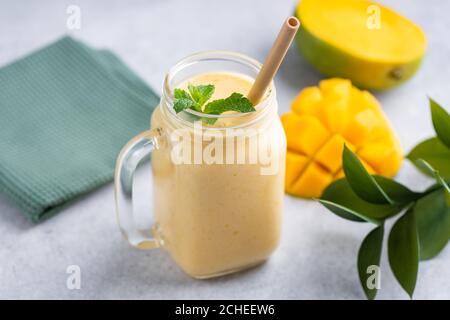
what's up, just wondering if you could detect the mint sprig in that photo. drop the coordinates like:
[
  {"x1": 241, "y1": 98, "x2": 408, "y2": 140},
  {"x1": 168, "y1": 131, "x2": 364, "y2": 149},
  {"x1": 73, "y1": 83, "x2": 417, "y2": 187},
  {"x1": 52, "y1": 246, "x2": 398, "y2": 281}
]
[
  {"x1": 173, "y1": 83, "x2": 255, "y2": 124},
  {"x1": 319, "y1": 98, "x2": 450, "y2": 300}
]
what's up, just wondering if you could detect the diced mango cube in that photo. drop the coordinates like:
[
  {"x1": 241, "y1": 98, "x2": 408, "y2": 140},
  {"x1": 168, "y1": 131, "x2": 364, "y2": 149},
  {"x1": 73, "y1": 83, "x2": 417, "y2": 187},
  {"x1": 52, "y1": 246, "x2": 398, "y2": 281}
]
[
  {"x1": 290, "y1": 163, "x2": 333, "y2": 198},
  {"x1": 319, "y1": 78, "x2": 351, "y2": 98},
  {"x1": 285, "y1": 152, "x2": 309, "y2": 190},
  {"x1": 281, "y1": 112, "x2": 330, "y2": 155},
  {"x1": 315, "y1": 135, "x2": 355, "y2": 173},
  {"x1": 358, "y1": 141, "x2": 402, "y2": 176},
  {"x1": 316, "y1": 79, "x2": 352, "y2": 133},
  {"x1": 344, "y1": 109, "x2": 381, "y2": 147},
  {"x1": 292, "y1": 87, "x2": 322, "y2": 115}
]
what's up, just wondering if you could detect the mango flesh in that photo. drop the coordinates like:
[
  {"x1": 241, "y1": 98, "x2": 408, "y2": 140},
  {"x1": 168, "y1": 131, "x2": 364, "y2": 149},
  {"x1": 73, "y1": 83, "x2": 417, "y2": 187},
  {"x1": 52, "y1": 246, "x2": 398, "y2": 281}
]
[
  {"x1": 282, "y1": 78, "x2": 402, "y2": 198},
  {"x1": 295, "y1": 0, "x2": 427, "y2": 90}
]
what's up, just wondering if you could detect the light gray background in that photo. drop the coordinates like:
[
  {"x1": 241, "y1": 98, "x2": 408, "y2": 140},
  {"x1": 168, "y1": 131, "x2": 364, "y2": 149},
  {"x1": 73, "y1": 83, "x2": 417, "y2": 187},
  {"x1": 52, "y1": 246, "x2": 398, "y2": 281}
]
[{"x1": 0, "y1": 0, "x2": 449, "y2": 299}]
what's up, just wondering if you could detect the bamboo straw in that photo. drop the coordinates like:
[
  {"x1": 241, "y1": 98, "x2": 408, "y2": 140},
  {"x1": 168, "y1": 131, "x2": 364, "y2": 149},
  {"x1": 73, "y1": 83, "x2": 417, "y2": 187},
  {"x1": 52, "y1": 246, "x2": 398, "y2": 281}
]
[{"x1": 247, "y1": 16, "x2": 300, "y2": 105}]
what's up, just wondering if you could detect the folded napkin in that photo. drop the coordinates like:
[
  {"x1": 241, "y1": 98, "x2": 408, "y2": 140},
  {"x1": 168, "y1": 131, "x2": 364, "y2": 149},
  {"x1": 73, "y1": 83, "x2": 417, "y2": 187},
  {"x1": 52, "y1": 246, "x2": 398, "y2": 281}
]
[{"x1": 0, "y1": 36, "x2": 159, "y2": 222}]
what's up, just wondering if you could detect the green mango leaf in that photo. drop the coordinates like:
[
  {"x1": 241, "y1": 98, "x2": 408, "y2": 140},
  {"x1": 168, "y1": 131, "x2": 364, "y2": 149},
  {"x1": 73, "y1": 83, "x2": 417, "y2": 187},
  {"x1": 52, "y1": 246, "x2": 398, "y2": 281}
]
[
  {"x1": 358, "y1": 224, "x2": 384, "y2": 300},
  {"x1": 342, "y1": 145, "x2": 394, "y2": 204},
  {"x1": 424, "y1": 181, "x2": 450, "y2": 206},
  {"x1": 319, "y1": 200, "x2": 382, "y2": 225},
  {"x1": 320, "y1": 179, "x2": 405, "y2": 224},
  {"x1": 388, "y1": 208, "x2": 419, "y2": 298},
  {"x1": 407, "y1": 137, "x2": 450, "y2": 179},
  {"x1": 415, "y1": 159, "x2": 450, "y2": 197},
  {"x1": 430, "y1": 98, "x2": 450, "y2": 149},
  {"x1": 415, "y1": 188, "x2": 450, "y2": 260},
  {"x1": 425, "y1": 181, "x2": 445, "y2": 193},
  {"x1": 373, "y1": 176, "x2": 421, "y2": 203}
]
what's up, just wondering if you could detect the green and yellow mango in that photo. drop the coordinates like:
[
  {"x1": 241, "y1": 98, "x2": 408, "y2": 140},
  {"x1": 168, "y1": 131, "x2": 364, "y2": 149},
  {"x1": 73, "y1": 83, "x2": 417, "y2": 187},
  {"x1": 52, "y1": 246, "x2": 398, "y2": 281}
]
[{"x1": 295, "y1": 0, "x2": 427, "y2": 90}]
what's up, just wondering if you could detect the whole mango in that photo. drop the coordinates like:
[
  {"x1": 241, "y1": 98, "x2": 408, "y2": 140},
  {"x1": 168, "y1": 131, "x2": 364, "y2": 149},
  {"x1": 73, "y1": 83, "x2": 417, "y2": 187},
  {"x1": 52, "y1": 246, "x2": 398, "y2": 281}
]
[{"x1": 281, "y1": 78, "x2": 402, "y2": 198}]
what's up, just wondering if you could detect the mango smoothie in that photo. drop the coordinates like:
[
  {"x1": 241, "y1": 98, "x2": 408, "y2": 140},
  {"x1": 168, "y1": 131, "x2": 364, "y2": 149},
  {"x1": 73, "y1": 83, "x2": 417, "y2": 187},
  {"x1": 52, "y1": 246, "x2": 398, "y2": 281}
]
[{"x1": 150, "y1": 71, "x2": 286, "y2": 278}]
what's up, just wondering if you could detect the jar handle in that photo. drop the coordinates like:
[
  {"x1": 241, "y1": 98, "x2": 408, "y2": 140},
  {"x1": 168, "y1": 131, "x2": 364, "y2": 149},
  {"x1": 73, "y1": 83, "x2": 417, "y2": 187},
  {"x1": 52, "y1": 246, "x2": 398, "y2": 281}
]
[{"x1": 114, "y1": 128, "x2": 163, "y2": 249}]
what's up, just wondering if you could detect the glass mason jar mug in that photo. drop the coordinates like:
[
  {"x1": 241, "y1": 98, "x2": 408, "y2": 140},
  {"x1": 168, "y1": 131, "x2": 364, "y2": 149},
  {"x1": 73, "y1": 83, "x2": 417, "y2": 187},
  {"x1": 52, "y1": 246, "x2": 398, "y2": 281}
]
[{"x1": 114, "y1": 51, "x2": 286, "y2": 279}]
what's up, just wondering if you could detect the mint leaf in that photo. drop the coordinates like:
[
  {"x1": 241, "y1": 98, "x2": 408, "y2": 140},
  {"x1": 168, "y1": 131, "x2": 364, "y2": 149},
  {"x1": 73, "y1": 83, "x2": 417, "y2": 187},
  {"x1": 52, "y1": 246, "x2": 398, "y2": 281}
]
[
  {"x1": 342, "y1": 145, "x2": 394, "y2": 204},
  {"x1": 407, "y1": 137, "x2": 450, "y2": 179},
  {"x1": 173, "y1": 88, "x2": 196, "y2": 113},
  {"x1": 430, "y1": 98, "x2": 450, "y2": 149},
  {"x1": 174, "y1": 88, "x2": 191, "y2": 100},
  {"x1": 388, "y1": 207, "x2": 419, "y2": 298},
  {"x1": 174, "y1": 98, "x2": 196, "y2": 113},
  {"x1": 204, "y1": 93, "x2": 255, "y2": 115},
  {"x1": 358, "y1": 224, "x2": 384, "y2": 300},
  {"x1": 188, "y1": 84, "x2": 215, "y2": 107}
]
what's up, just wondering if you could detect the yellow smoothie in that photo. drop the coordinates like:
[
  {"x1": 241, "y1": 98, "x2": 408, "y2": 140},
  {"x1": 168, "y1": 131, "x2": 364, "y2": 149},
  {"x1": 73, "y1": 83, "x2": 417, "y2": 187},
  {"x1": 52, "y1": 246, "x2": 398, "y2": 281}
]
[{"x1": 150, "y1": 71, "x2": 286, "y2": 278}]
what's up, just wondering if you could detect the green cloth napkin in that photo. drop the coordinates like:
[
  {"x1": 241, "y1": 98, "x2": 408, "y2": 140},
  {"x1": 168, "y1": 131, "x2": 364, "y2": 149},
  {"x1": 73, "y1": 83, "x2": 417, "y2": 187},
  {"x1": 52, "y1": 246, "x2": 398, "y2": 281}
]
[{"x1": 0, "y1": 36, "x2": 159, "y2": 222}]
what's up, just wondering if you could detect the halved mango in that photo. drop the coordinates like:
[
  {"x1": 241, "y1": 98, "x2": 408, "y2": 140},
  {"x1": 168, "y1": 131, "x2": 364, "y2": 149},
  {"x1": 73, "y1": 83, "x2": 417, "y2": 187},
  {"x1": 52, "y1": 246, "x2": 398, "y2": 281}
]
[
  {"x1": 295, "y1": 0, "x2": 426, "y2": 90},
  {"x1": 282, "y1": 78, "x2": 402, "y2": 198}
]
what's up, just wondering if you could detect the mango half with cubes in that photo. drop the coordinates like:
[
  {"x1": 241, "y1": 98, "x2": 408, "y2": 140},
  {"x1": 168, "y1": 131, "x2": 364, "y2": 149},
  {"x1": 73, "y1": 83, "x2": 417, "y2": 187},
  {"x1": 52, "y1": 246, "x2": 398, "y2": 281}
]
[
  {"x1": 295, "y1": 0, "x2": 427, "y2": 90},
  {"x1": 281, "y1": 78, "x2": 402, "y2": 198}
]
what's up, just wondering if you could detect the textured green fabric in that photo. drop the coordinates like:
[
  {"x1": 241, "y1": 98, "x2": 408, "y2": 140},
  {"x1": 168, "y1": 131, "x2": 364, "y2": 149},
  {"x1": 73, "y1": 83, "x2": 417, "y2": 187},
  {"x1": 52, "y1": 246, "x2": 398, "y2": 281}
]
[{"x1": 0, "y1": 36, "x2": 159, "y2": 222}]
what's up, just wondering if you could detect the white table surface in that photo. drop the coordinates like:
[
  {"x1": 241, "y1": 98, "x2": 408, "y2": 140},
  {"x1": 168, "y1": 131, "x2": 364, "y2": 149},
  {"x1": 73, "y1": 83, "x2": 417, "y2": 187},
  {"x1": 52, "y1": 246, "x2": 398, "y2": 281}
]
[{"x1": 0, "y1": 0, "x2": 449, "y2": 299}]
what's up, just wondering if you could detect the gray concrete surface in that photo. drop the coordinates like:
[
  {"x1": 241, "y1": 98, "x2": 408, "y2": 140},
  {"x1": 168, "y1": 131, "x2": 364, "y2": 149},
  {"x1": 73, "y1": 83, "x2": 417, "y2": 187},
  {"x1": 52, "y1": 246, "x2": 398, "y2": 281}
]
[{"x1": 0, "y1": 0, "x2": 449, "y2": 299}]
